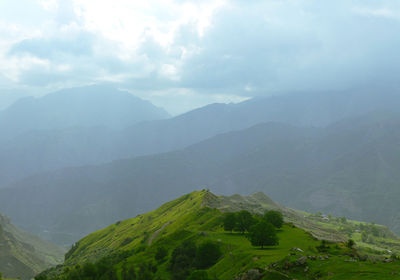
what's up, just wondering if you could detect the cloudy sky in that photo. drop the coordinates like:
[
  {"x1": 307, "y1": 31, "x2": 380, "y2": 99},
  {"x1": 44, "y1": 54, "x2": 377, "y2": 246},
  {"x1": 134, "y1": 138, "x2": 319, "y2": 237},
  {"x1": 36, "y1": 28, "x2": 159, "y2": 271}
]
[{"x1": 0, "y1": 0, "x2": 400, "y2": 114}]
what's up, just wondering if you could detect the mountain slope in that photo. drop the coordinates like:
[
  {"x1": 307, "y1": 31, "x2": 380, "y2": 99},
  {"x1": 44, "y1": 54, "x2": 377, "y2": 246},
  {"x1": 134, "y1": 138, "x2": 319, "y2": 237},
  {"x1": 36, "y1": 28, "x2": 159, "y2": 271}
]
[
  {"x1": 0, "y1": 214, "x2": 64, "y2": 280},
  {"x1": 39, "y1": 191, "x2": 400, "y2": 280}
]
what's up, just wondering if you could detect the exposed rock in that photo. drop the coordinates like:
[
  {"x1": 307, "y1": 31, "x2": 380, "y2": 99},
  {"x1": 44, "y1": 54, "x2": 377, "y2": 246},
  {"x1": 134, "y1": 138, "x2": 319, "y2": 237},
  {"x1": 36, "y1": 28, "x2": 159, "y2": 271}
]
[
  {"x1": 290, "y1": 247, "x2": 304, "y2": 253},
  {"x1": 296, "y1": 256, "x2": 307, "y2": 266}
]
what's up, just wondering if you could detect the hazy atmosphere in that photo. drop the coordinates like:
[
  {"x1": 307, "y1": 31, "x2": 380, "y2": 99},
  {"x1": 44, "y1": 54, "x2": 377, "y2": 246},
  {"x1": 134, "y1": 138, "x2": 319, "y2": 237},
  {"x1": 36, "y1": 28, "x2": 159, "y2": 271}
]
[
  {"x1": 1, "y1": 0, "x2": 400, "y2": 113},
  {"x1": 2, "y1": 1, "x2": 400, "y2": 280}
]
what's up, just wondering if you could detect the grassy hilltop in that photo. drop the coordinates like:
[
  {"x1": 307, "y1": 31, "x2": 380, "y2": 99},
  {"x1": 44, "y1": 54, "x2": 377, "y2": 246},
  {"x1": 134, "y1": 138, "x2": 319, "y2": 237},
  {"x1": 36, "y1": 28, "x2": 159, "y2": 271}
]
[{"x1": 38, "y1": 190, "x2": 400, "y2": 279}]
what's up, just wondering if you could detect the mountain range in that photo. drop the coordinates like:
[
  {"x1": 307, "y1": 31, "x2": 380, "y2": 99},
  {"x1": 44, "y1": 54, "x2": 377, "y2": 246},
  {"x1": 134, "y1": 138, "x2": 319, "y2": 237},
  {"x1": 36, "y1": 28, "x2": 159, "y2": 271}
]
[
  {"x1": 1, "y1": 110, "x2": 400, "y2": 245},
  {"x1": 1, "y1": 88, "x2": 400, "y2": 187}
]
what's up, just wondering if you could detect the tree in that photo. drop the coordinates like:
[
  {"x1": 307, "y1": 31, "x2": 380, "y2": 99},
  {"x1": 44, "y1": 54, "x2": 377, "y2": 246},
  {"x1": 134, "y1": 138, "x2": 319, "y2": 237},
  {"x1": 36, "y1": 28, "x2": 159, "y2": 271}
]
[
  {"x1": 247, "y1": 220, "x2": 279, "y2": 249},
  {"x1": 235, "y1": 210, "x2": 254, "y2": 234},
  {"x1": 195, "y1": 241, "x2": 222, "y2": 269},
  {"x1": 223, "y1": 212, "x2": 237, "y2": 232},
  {"x1": 263, "y1": 210, "x2": 283, "y2": 229},
  {"x1": 316, "y1": 240, "x2": 329, "y2": 252}
]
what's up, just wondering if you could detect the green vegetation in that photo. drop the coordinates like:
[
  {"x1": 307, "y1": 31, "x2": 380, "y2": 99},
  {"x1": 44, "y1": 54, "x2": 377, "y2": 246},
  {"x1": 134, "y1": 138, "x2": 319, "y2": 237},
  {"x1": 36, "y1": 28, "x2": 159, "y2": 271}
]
[
  {"x1": 186, "y1": 270, "x2": 210, "y2": 280},
  {"x1": 263, "y1": 210, "x2": 284, "y2": 228},
  {"x1": 235, "y1": 210, "x2": 254, "y2": 234},
  {"x1": 195, "y1": 241, "x2": 222, "y2": 269},
  {"x1": 37, "y1": 191, "x2": 400, "y2": 280},
  {"x1": 306, "y1": 211, "x2": 400, "y2": 256},
  {"x1": 222, "y1": 213, "x2": 236, "y2": 232},
  {"x1": 221, "y1": 210, "x2": 255, "y2": 235},
  {"x1": 247, "y1": 220, "x2": 279, "y2": 249},
  {"x1": 0, "y1": 214, "x2": 64, "y2": 280}
]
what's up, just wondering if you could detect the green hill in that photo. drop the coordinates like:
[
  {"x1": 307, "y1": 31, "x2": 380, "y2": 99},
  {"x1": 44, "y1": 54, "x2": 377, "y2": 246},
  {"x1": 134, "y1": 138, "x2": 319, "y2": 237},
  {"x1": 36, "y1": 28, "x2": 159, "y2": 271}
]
[
  {"x1": 0, "y1": 214, "x2": 64, "y2": 280},
  {"x1": 38, "y1": 191, "x2": 400, "y2": 280}
]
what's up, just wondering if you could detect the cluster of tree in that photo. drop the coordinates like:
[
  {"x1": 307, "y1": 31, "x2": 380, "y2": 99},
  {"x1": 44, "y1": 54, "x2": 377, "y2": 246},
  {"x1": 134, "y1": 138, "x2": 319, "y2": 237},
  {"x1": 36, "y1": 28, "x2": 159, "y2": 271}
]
[
  {"x1": 37, "y1": 238, "x2": 221, "y2": 280},
  {"x1": 170, "y1": 240, "x2": 221, "y2": 280},
  {"x1": 222, "y1": 210, "x2": 283, "y2": 249},
  {"x1": 35, "y1": 249, "x2": 137, "y2": 280},
  {"x1": 36, "y1": 259, "x2": 156, "y2": 280}
]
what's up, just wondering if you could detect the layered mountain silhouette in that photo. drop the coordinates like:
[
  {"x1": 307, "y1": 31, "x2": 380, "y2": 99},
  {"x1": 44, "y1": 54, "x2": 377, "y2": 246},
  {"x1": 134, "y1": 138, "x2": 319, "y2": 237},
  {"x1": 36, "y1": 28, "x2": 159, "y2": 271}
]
[
  {"x1": 1, "y1": 88, "x2": 400, "y2": 187},
  {"x1": 1, "y1": 110, "x2": 400, "y2": 245}
]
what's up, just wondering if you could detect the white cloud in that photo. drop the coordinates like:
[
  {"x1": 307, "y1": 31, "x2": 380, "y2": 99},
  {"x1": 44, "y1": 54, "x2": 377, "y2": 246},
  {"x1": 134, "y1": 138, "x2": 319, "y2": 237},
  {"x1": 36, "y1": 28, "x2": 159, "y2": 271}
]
[
  {"x1": 1, "y1": 0, "x2": 400, "y2": 113},
  {"x1": 353, "y1": 7, "x2": 400, "y2": 19},
  {"x1": 39, "y1": 0, "x2": 59, "y2": 11}
]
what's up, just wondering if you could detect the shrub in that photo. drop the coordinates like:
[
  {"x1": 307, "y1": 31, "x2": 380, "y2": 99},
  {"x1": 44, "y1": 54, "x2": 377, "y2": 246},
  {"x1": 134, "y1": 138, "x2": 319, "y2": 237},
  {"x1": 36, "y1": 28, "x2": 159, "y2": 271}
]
[
  {"x1": 316, "y1": 240, "x2": 330, "y2": 252},
  {"x1": 346, "y1": 239, "x2": 355, "y2": 249},
  {"x1": 195, "y1": 241, "x2": 222, "y2": 269},
  {"x1": 170, "y1": 240, "x2": 197, "y2": 280},
  {"x1": 155, "y1": 246, "x2": 168, "y2": 262}
]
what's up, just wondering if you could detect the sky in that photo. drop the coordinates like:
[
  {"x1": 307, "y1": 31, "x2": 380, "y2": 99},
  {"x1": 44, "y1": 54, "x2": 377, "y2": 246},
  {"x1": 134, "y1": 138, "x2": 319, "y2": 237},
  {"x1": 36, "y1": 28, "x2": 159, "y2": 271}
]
[{"x1": 0, "y1": 0, "x2": 400, "y2": 114}]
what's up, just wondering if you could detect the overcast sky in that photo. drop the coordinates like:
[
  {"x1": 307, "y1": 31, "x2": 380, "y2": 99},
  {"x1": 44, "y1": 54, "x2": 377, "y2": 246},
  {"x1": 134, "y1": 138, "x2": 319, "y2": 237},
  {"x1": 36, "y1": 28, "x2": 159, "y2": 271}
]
[{"x1": 0, "y1": 0, "x2": 400, "y2": 114}]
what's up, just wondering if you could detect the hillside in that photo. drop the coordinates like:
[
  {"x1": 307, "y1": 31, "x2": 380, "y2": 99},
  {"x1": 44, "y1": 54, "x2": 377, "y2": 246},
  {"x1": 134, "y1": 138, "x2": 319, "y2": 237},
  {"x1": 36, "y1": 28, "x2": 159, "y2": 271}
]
[
  {"x1": 2, "y1": 113, "x2": 400, "y2": 245},
  {"x1": 38, "y1": 191, "x2": 400, "y2": 280},
  {"x1": 0, "y1": 214, "x2": 64, "y2": 280}
]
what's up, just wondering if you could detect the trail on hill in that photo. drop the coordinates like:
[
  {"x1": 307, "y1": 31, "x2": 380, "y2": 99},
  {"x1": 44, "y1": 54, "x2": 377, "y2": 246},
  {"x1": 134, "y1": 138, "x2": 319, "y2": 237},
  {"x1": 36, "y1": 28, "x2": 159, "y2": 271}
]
[{"x1": 148, "y1": 222, "x2": 172, "y2": 245}]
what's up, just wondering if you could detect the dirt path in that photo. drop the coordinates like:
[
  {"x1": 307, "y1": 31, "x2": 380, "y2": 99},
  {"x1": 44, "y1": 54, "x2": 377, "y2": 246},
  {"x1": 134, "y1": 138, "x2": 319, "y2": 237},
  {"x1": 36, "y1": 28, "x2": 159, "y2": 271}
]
[{"x1": 148, "y1": 222, "x2": 171, "y2": 245}]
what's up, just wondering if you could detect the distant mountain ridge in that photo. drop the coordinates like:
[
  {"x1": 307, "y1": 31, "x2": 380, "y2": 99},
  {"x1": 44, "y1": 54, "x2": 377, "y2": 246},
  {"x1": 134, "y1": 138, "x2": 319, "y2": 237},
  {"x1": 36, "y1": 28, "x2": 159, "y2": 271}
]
[
  {"x1": 1, "y1": 89, "x2": 400, "y2": 187},
  {"x1": 0, "y1": 85, "x2": 170, "y2": 186},
  {"x1": 2, "y1": 111, "x2": 400, "y2": 245},
  {"x1": 0, "y1": 84, "x2": 169, "y2": 142}
]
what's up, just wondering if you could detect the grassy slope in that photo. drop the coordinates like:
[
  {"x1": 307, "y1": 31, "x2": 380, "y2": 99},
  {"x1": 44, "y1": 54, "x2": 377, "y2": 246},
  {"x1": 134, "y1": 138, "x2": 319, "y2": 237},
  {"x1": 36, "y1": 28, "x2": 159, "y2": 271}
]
[
  {"x1": 57, "y1": 191, "x2": 400, "y2": 279},
  {"x1": 0, "y1": 214, "x2": 64, "y2": 280}
]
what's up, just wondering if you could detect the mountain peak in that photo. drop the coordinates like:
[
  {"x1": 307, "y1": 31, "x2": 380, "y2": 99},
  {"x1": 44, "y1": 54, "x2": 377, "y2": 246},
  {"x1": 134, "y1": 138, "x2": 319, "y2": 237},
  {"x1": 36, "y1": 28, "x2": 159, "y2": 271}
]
[{"x1": 0, "y1": 85, "x2": 170, "y2": 141}]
